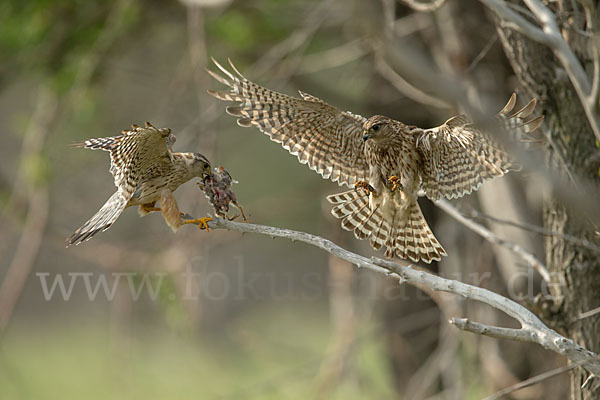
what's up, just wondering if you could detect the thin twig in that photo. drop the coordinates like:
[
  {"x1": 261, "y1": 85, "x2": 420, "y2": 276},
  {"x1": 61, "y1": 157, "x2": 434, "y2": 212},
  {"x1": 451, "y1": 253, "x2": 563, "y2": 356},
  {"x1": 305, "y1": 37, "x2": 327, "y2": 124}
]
[
  {"x1": 182, "y1": 216, "x2": 600, "y2": 375},
  {"x1": 469, "y1": 209, "x2": 600, "y2": 254},
  {"x1": 248, "y1": 0, "x2": 336, "y2": 78},
  {"x1": 465, "y1": 34, "x2": 498, "y2": 74},
  {"x1": 374, "y1": 53, "x2": 451, "y2": 109},
  {"x1": 483, "y1": 355, "x2": 600, "y2": 400},
  {"x1": 296, "y1": 39, "x2": 369, "y2": 75},
  {"x1": 435, "y1": 199, "x2": 551, "y2": 282},
  {"x1": 579, "y1": 306, "x2": 600, "y2": 320}
]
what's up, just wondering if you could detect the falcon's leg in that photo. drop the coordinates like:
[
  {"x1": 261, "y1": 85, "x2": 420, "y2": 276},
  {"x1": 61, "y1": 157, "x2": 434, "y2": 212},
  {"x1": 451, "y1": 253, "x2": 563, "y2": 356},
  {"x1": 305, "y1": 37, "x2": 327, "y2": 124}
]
[
  {"x1": 138, "y1": 202, "x2": 161, "y2": 217},
  {"x1": 354, "y1": 181, "x2": 376, "y2": 195},
  {"x1": 388, "y1": 176, "x2": 402, "y2": 192},
  {"x1": 159, "y1": 189, "x2": 185, "y2": 232},
  {"x1": 182, "y1": 217, "x2": 213, "y2": 231}
]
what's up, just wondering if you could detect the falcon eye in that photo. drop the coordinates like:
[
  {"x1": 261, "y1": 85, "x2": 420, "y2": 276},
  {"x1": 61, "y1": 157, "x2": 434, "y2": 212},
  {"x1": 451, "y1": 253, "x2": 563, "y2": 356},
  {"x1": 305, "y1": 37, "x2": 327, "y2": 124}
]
[
  {"x1": 372, "y1": 124, "x2": 380, "y2": 132},
  {"x1": 203, "y1": 163, "x2": 210, "y2": 169}
]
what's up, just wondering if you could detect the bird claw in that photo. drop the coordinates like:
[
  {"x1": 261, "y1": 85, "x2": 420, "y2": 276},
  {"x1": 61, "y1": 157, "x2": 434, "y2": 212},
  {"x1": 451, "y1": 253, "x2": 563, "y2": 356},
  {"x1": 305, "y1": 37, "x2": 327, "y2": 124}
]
[
  {"x1": 183, "y1": 216, "x2": 213, "y2": 232},
  {"x1": 354, "y1": 180, "x2": 375, "y2": 195},
  {"x1": 388, "y1": 176, "x2": 401, "y2": 192}
]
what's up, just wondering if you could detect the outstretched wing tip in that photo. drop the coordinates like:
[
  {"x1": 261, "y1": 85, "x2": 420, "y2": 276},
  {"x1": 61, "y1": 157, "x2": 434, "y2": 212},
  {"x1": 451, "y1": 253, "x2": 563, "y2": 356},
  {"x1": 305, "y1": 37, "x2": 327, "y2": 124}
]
[{"x1": 207, "y1": 57, "x2": 370, "y2": 187}]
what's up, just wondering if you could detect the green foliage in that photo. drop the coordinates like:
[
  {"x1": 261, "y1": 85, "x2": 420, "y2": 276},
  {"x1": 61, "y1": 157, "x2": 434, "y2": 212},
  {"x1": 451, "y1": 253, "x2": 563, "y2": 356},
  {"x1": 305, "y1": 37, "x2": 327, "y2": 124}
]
[
  {"x1": 208, "y1": 9, "x2": 257, "y2": 50},
  {"x1": 155, "y1": 275, "x2": 190, "y2": 333},
  {"x1": 0, "y1": 0, "x2": 137, "y2": 85},
  {"x1": 206, "y1": 0, "x2": 303, "y2": 52},
  {"x1": 1, "y1": 307, "x2": 397, "y2": 399}
]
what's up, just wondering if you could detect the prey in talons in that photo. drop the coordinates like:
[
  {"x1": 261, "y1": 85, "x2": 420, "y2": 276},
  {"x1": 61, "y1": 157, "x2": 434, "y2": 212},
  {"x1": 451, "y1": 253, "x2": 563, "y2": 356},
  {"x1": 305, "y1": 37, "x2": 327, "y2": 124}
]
[{"x1": 198, "y1": 165, "x2": 248, "y2": 223}]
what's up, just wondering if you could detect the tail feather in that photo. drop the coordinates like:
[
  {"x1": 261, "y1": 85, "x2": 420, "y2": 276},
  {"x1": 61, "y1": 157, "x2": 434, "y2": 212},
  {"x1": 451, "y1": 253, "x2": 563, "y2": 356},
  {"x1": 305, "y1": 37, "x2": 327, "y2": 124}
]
[
  {"x1": 369, "y1": 214, "x2": 387, "y2": 250},
  {"x1": 328, "y1": 190, "x2": 446, "y2": 263},
  {"x1": 384, "y1": 214, "x2": 397, "y2": 258},
  {"x1": 352, "y1": 204, "x2": 379, "y2": 240},
  {"x1": 395, "y1": 202, "x2": 447, "y2": 263},
  {"x1": 67, "y1": 191, "x2": 128, "y2": 246},
  {"x1": 71, "y1": 135, "x2": 121, "y2": 151}
]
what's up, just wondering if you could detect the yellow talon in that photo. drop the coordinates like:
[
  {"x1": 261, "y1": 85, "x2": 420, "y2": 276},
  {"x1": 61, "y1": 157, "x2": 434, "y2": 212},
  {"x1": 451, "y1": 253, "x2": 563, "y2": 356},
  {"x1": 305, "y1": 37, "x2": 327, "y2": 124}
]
[
  {"x1": 183, "y1": 216, "x2": 213, "y2": 231},
  {"x1": 354, "y1": 180, "x2": 375, "y2": 195},
  {"x1": 388, "y1": 176, "x2": 401, "y2": 192}
]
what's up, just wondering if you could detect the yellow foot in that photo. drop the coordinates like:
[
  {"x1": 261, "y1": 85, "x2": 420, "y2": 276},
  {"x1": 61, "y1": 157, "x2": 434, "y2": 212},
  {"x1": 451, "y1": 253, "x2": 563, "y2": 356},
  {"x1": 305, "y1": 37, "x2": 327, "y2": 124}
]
[
  {"x1": 183, "y1": 217, "x2": 213, "y2": 231},
  {"x1": 388, "y1": 176, "x2": 401, "y2": 192},
  {"x1": 354, "y1": 180, "x2": 375, "y2": 195}
]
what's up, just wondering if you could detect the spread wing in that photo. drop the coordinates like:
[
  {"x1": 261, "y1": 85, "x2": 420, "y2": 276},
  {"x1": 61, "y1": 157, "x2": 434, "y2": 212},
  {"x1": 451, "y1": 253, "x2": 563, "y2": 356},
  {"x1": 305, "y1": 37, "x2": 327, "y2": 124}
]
[
  {"x1": 72, "y1": 122, "x2": 173, "y2": 198},
  {"x1": 207, "y1": 58, "x2": 369, "y2": 187},
  {"x1": 417, "y1": 94, "x2": 543, "y2": 201},
  {"x1": 67, "y1": 122, "x2": 173, "y2": 246}
]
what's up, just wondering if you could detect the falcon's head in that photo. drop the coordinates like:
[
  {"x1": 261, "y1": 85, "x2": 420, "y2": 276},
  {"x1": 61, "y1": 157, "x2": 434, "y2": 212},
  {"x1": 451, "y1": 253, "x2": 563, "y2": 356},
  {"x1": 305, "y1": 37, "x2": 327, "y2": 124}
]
[
  {"x1": 189, "y1": 153, "x2": 212, "y2": 178},
  {"x1": 362, "y1": 115, "x2": 393, "y2": 143}
]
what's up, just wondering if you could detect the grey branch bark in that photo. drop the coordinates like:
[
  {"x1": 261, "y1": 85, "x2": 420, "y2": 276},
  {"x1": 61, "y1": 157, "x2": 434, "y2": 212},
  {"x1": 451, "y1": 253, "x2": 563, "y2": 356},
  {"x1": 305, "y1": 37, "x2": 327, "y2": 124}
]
[{"x1": 185, "y1": 216, "x2": 600, "y2": 376}]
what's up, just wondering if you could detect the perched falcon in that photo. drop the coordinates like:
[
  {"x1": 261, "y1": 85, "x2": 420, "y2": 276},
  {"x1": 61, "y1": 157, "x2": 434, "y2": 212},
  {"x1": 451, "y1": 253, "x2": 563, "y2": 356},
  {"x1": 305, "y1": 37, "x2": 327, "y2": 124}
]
[
  {"x1": 198, "y1": 165, "x2": 247, "y2": 222},
  {"x1": 67, "y1": 122, "x2": 213, "y2": 246},
  {"x1": 207, "y1": 59, "x2": 543, "y2": 263}
]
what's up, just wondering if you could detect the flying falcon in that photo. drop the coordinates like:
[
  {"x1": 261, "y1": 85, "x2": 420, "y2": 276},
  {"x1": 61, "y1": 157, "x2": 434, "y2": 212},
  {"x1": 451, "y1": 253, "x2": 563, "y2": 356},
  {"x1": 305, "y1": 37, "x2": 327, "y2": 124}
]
[
  {"x1": 67, "y1": 122, "x2": 213, "y2": 246},
  {"x1": 207, "y1": 59, "x2": 543, "y2": 263}
]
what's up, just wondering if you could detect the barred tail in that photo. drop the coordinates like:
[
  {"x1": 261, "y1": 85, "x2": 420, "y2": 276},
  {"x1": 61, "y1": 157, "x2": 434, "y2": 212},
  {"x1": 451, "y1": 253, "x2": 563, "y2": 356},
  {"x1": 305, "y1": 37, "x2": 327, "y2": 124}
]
[
  {"x1": 327, "y1": 191, "x2": 446, "y2": 263},
  {"x1": 67, "y1": 191, "x2": 128, "y2": 246},
  {"x1": 394, "y1": 202, "x2": 446, "y2": 263},
  {"x1": 328, "y1": 189, "x2": 375, "y2": 240},
  {"x1": 70, "y1": 135, "x2": 122, "y2": 151}
]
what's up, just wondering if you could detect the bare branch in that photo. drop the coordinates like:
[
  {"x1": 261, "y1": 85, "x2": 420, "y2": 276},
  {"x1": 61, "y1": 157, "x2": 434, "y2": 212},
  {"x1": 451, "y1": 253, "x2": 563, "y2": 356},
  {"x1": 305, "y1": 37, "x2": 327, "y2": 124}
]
[
  {"x1": 465, "y1": 34, "x2": 498, "y2": 74},
  {"x1": 482, "y1": 355, "x2": 600, "y2": 400},
  {"x1": 373, "y1": 53, "x2": 451, "y2": 109},
  {"x1": 182, "y1": 216, "x2": 600, "y2": 375},
  {"x1": 470, "y1": 209, "x2": 600, "y2": 254},
  {"x1": 435, "y1": 199, "x2": 551, "y2": 282},
  {"x1": 248, "y1": 0, "x2": 336, "y2": 78},
  {"x1": 579, "y1": 306, "x2": 600, "y2": 320},
  {"x1": 450, "y1": 318, "x2": 532, "y2": 341},
  {"x1": 296, "y1": 39, "x2": 369, "y2": 75}
]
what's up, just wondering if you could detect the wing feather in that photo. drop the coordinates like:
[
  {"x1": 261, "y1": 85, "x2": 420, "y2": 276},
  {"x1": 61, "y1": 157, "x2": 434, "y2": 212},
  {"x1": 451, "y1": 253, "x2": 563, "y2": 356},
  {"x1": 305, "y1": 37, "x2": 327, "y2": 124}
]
[
  {"x1": 208, "y1": 58, "x2": 369, "y2": 187},
  {"x1": 74, "y1": 122, "x2": 173, "y2": 199},
  {"x1": 417, "y1": 94, "x2": 543, "y2": 201}
]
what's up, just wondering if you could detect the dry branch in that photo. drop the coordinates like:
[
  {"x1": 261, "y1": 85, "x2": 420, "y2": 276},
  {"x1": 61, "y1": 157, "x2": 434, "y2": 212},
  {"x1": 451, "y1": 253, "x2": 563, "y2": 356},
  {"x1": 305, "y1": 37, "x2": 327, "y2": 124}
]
[
  {"x1": 184, "y1": 216, "x2": 600, "y2": 376},
  {"x1": 435, "y1": 199, "x2": 550, "y2": 282}
]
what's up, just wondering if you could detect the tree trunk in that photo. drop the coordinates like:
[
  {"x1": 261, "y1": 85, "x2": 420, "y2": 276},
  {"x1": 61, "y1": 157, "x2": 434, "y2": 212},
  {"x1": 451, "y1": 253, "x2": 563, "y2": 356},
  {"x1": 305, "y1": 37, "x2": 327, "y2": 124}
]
[{"x1": 494, "y1": 3, "x2": 600, "y2": 398}]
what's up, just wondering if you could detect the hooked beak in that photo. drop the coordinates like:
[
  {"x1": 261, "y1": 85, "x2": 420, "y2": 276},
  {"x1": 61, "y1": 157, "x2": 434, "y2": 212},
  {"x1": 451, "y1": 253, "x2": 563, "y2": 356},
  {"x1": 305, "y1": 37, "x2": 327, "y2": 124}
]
[{"x1": 362, "y1": 131, "x2": 371, "y2": 142}]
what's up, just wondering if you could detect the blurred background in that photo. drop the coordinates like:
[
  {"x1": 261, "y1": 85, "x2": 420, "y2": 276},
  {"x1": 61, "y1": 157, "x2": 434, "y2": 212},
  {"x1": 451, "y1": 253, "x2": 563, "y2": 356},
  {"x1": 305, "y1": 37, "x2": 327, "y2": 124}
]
[{"x1": 0, "y1": 0, "x2": 569, "y2": 399}]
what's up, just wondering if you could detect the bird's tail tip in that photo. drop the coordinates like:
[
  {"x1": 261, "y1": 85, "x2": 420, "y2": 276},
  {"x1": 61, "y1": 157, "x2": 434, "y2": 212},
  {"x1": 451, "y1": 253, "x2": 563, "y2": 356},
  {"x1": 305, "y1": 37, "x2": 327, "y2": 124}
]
[{"x1": 329, "y1": 189, "x2": 446, "y2": 264}]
